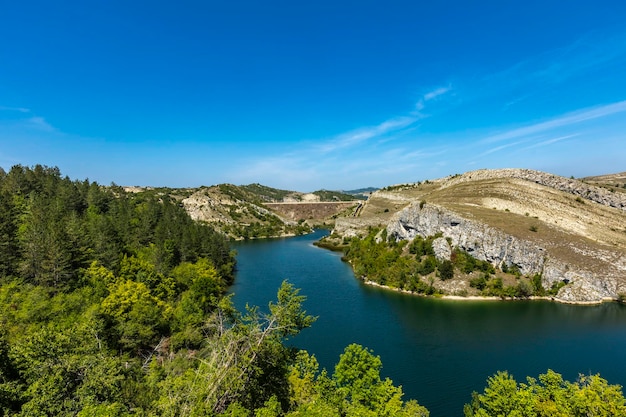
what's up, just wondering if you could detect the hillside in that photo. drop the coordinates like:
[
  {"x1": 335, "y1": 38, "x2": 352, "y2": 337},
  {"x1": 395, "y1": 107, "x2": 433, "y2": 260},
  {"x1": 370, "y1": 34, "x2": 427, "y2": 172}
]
[
  {"x1": 175, "y1": 183, "x2": 360, "y2": 239},
  {"x1": 330, "y1": 168, "x2": 626, "y2": 303},
  {"x1": 581, "y1": 172, "x2": 626, "y2": 195}
]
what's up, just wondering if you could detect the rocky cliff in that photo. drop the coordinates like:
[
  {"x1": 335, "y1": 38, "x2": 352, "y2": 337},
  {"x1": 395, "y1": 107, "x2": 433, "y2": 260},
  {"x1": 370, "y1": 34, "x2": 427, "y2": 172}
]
[
  {"x1": 387, "y1": 202, "x2": 624, "y2": 303},
  {"x1": 333, "y1": 169, "x2": 626, "y2": 303}
]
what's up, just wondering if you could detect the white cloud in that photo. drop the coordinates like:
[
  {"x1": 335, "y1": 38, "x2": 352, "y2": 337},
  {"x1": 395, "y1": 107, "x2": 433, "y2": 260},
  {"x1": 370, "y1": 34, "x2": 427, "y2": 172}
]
[
  {"x1": 423, "y1": 85, "x2": 452, "y2": 101},
  {"x1": 27, "y1": 116, "x2": 57, "y2": 132},
  {"x1": 478, "y1": 139, "x2": 529, "y2": 157},
  {"x1": 482, "y1": 100, "x2": 626, "y2": 144},
  {"x1": 413, "y1": 85, "x2": 453, "y2": 115},
  {"x1": 316, "y1": 116, "x2": 418, "y2": 153},
  {"x1": 522, "y1": 134, "x2": 579, "y2": 150},
  {"x1": 0, "y1": 106, "x2": 30, "y2": 113}
]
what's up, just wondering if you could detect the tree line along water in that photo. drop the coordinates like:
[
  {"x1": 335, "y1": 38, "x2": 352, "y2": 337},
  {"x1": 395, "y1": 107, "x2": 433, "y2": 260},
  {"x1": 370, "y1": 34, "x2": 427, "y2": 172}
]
[{"x1": 232, "y1": 229, "x2": 626, "y2": 417}]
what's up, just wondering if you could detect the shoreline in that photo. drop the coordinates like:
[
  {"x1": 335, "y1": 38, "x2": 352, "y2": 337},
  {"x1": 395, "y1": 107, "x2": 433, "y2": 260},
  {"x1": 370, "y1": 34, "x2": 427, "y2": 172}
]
[{"x1": 362, "y1": 279, "x2": 616, "y2": 306}]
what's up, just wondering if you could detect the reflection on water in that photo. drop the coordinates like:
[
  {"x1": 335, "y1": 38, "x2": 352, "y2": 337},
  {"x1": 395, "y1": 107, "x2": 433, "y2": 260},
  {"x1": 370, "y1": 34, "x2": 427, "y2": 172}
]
[{"x1": 232, "y1": 230, "x2": 626, "y2": 417}]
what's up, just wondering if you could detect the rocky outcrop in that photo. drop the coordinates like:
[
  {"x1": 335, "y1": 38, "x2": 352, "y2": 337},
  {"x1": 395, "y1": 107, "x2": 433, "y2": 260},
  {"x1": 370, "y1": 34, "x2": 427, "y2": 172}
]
[
  {"x1": 432, "y1": 237, "x2": 451, "y2": 261},
  {"x1": 182, "y1": 190, "x2": 288, "y2": 224},
  {"x1": 387, "y1": 203, "x2": 546, "y2": 275},
  {"x1": 386, "y1": 202, "x2": 623, "y2": 303},
  {"x1": 182, "y1": 191, "x2": 236, "y2": 223},
  {"x1": 439, "y1": 168, "x2": 626, "y2": 211}
]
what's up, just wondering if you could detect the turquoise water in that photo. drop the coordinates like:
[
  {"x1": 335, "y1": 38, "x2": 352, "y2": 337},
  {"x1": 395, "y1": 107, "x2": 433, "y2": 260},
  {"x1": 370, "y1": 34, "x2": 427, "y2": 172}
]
[{"x1": 231, "y1": 230, "x2": 626, "y2": 416}]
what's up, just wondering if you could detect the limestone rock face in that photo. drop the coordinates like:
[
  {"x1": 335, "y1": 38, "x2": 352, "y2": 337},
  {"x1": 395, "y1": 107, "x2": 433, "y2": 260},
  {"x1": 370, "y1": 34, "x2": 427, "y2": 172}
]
[
  {"x1": 432, "y1": 237, "x2": 451, "y2": 261},
  {"x1": 387, "y1": 203, "x2": 546, "y2": 276},
  {"x1": 182, "y1": 191, "x2": 234, "y2": 223},
  {"x1": 386, "y1": 202, "x2": 623, "y2": 303}
]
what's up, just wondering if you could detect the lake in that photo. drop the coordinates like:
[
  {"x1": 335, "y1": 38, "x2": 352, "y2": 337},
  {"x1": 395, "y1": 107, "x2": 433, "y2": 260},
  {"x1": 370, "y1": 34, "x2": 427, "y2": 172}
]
[{"x1": 230, "y1": 230, "x2": 626, "y2": 416}]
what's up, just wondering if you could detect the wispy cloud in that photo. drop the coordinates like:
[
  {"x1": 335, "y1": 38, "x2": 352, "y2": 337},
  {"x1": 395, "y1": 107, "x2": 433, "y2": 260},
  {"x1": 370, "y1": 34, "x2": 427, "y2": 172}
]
[
  {"x1": 521, "y1": 133, "x2": 579, "y2": 151},
  {"x1": 478, "y1": 139, "x2": 529, "y2": 157},
  {"x1": 530, "y1": 31, "x2": 626, "y2": 83},
  {"x1": 316, "y1": 116, "x2": 418, "y2": 154},
  {"x1": 0, "y1": 106, "x2": 30, "y2": 113},
  {"x1": 0, "y1": 105, "x2": 59, "y2": 133},
  {"x1": 477, "y1": 30, "x2": 626, "y2": 110},
  {"x1": 235, "y1": 83, "x2": 460, "y2": 189},
  {"x1": 414, "y1": 85, "x2": 453, "y2": 112},
  {"x1": 482, "y1": 100, "x2": 626, "y2": 144},
  {"x1": 424, "y1": 86, "x2": 452, "y2": 101},
  {"x1": 26, "y1": 116, "x2": 57, "y2": 132}
]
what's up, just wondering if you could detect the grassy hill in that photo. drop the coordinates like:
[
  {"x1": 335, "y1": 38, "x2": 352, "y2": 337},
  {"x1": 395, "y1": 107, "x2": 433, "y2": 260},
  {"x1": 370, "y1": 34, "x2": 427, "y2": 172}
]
[
  {"x1": 581, "y1": 172, "x2": 626, "y2": 195},
  {"x1": 329, "y1": 168, "x2": 626, "y2": 303}
]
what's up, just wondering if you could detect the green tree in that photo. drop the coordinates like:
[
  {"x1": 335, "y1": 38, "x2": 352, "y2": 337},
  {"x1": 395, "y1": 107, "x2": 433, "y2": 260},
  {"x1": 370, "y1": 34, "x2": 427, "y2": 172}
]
[
  {"x1": 100, "y1": 280, "x2": 171, "y2": 352},
  {"x1": 438, "y1": 260, "x2": 454, "y2": 280},
  {"x1": 154, "y1": 281, "x2": 316, "y2": 415},
  {"x1": 464, "y1": 369, "x2": 626, "y2": 417},
  {"x1": 18, "y1": 193, "x2": 74, "y2": 289},
  {"x1": 0, "y1": 190, "x2": 19, "y2": 279},
  {"x1": 10, "y1": 323, "x2": 132, "y2": 416},
  {"x1": 333, "y1": 344, "x2": 428, "y2": 417}
]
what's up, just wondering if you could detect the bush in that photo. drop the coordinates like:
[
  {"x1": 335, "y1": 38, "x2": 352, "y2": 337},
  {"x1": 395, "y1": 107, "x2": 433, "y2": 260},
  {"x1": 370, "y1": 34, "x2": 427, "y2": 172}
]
[
  {"x1": 516, "y1": 278, "x2": 533, "y2": 298},
  {"x1": 469, "y1": 274, "x2": 488, "y2": 291},
  {"x1": 438, "y1": 260, "x2": 454, "y2": 280}
]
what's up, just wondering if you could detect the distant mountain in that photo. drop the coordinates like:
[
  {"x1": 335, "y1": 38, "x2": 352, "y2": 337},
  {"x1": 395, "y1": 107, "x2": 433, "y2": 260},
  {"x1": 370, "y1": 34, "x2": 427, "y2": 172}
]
[
  {"x1": 312, "y1": 189, "x2": 366, "y2": 201},
  {"x1": 240, "y1": 183, "x2": 360, "y2": 202},
  {"x1": 341, "y1": 187, "x2": 378, "y2": 199}
]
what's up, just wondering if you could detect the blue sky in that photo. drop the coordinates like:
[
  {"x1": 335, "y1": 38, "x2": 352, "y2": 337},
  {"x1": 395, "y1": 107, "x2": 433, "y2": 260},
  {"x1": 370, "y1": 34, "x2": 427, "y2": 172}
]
[{"x1": 1, "y1": 1, "x2": 625, "y2": 191}]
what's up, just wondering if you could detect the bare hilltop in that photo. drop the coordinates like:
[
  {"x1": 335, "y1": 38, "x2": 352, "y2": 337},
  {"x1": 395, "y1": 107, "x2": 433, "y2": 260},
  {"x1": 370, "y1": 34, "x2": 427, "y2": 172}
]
[{"x1": 332, "y1": 169, "x2": 626, "y2": 304}]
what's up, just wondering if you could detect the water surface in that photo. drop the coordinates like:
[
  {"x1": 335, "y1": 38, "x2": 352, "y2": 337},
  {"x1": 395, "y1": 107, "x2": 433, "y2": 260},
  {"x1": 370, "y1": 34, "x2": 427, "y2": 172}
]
[{"x1": 231, "y1": 230, "x2": 626, "y2": 416}]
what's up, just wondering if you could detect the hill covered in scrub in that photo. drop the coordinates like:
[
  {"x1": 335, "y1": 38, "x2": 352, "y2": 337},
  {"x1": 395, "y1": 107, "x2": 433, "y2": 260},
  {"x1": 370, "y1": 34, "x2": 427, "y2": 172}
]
[
  {"x1": 327, "y1": 168, "x2": 626, "y2": 304},
  {"x1": 124, "y1": 183, "x2": 360, "y2": 240}
]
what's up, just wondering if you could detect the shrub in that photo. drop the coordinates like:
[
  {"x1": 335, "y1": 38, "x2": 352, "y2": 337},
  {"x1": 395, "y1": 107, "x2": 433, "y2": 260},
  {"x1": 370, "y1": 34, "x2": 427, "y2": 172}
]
[
  {"x1": 516, "y1": 278, "x2": 533, "y2": 298},
  {"x1": 469, "y1": 274, "x2": 488, "y2": 291},
  {"x1": 438, "y1": 260, "x2": 454, "y2": 280}
]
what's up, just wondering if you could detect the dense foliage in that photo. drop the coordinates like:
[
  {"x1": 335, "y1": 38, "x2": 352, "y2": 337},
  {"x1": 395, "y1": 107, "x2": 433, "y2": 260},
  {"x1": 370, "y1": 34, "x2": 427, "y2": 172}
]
[
  {"x1": 342, "y1": 228, "x2": 563, "y2": 298},
  {"x1": 0, "y1": 165, "x2": 426, "y2": 416},
  {"x1": 465, "y1": 370, "x2": 626, "y2": 416},
  {"x1": 0, "y1": 165, "x2": 234, "y2": 286},
  {"x1": 1, "y1": 166, "x2": 623, "y2": 416},
  {"x1": 342, "y1": 229, "x2": 438, "y2": 294},
  {"x1": 222, "y1": 213, "x2": 310, "y2": 240}
]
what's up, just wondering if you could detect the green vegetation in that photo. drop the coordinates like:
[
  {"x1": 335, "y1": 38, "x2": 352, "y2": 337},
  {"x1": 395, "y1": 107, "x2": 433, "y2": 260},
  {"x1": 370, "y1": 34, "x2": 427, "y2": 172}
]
[
  {"x1": 240, "y1": 183, "x2": 293, "y2": 203},
  {"x1": 342, "y1": 228, "x2": 563, "y2": 299},
  {"x1": 1, "y1": 165, "x2": 623, "y2": 416},
  {"x1": 0, "y1": 165, "x2": 426, "y2": 416},
  {"x1": 342, "y1": 229, "x2": 444, "y2": 295},
  {"x1": 223, "y1": 214, "x2": 311, "y2": 240},
  {"x1": 312, "y1": 189, "x2": 361, "y2": 201},
  {"x1": 465, "y1": 370, "x2": 626, "y2": 416},
  {"x1": 240, "y1": 184, "x2": 360, "y2": 203}
]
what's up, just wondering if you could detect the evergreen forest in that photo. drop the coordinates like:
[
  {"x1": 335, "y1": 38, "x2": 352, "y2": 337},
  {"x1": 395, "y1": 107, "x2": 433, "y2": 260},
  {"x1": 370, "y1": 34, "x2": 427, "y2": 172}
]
[{"x1": 0, "y1": 165, "x2": 624, "y2": 416}]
